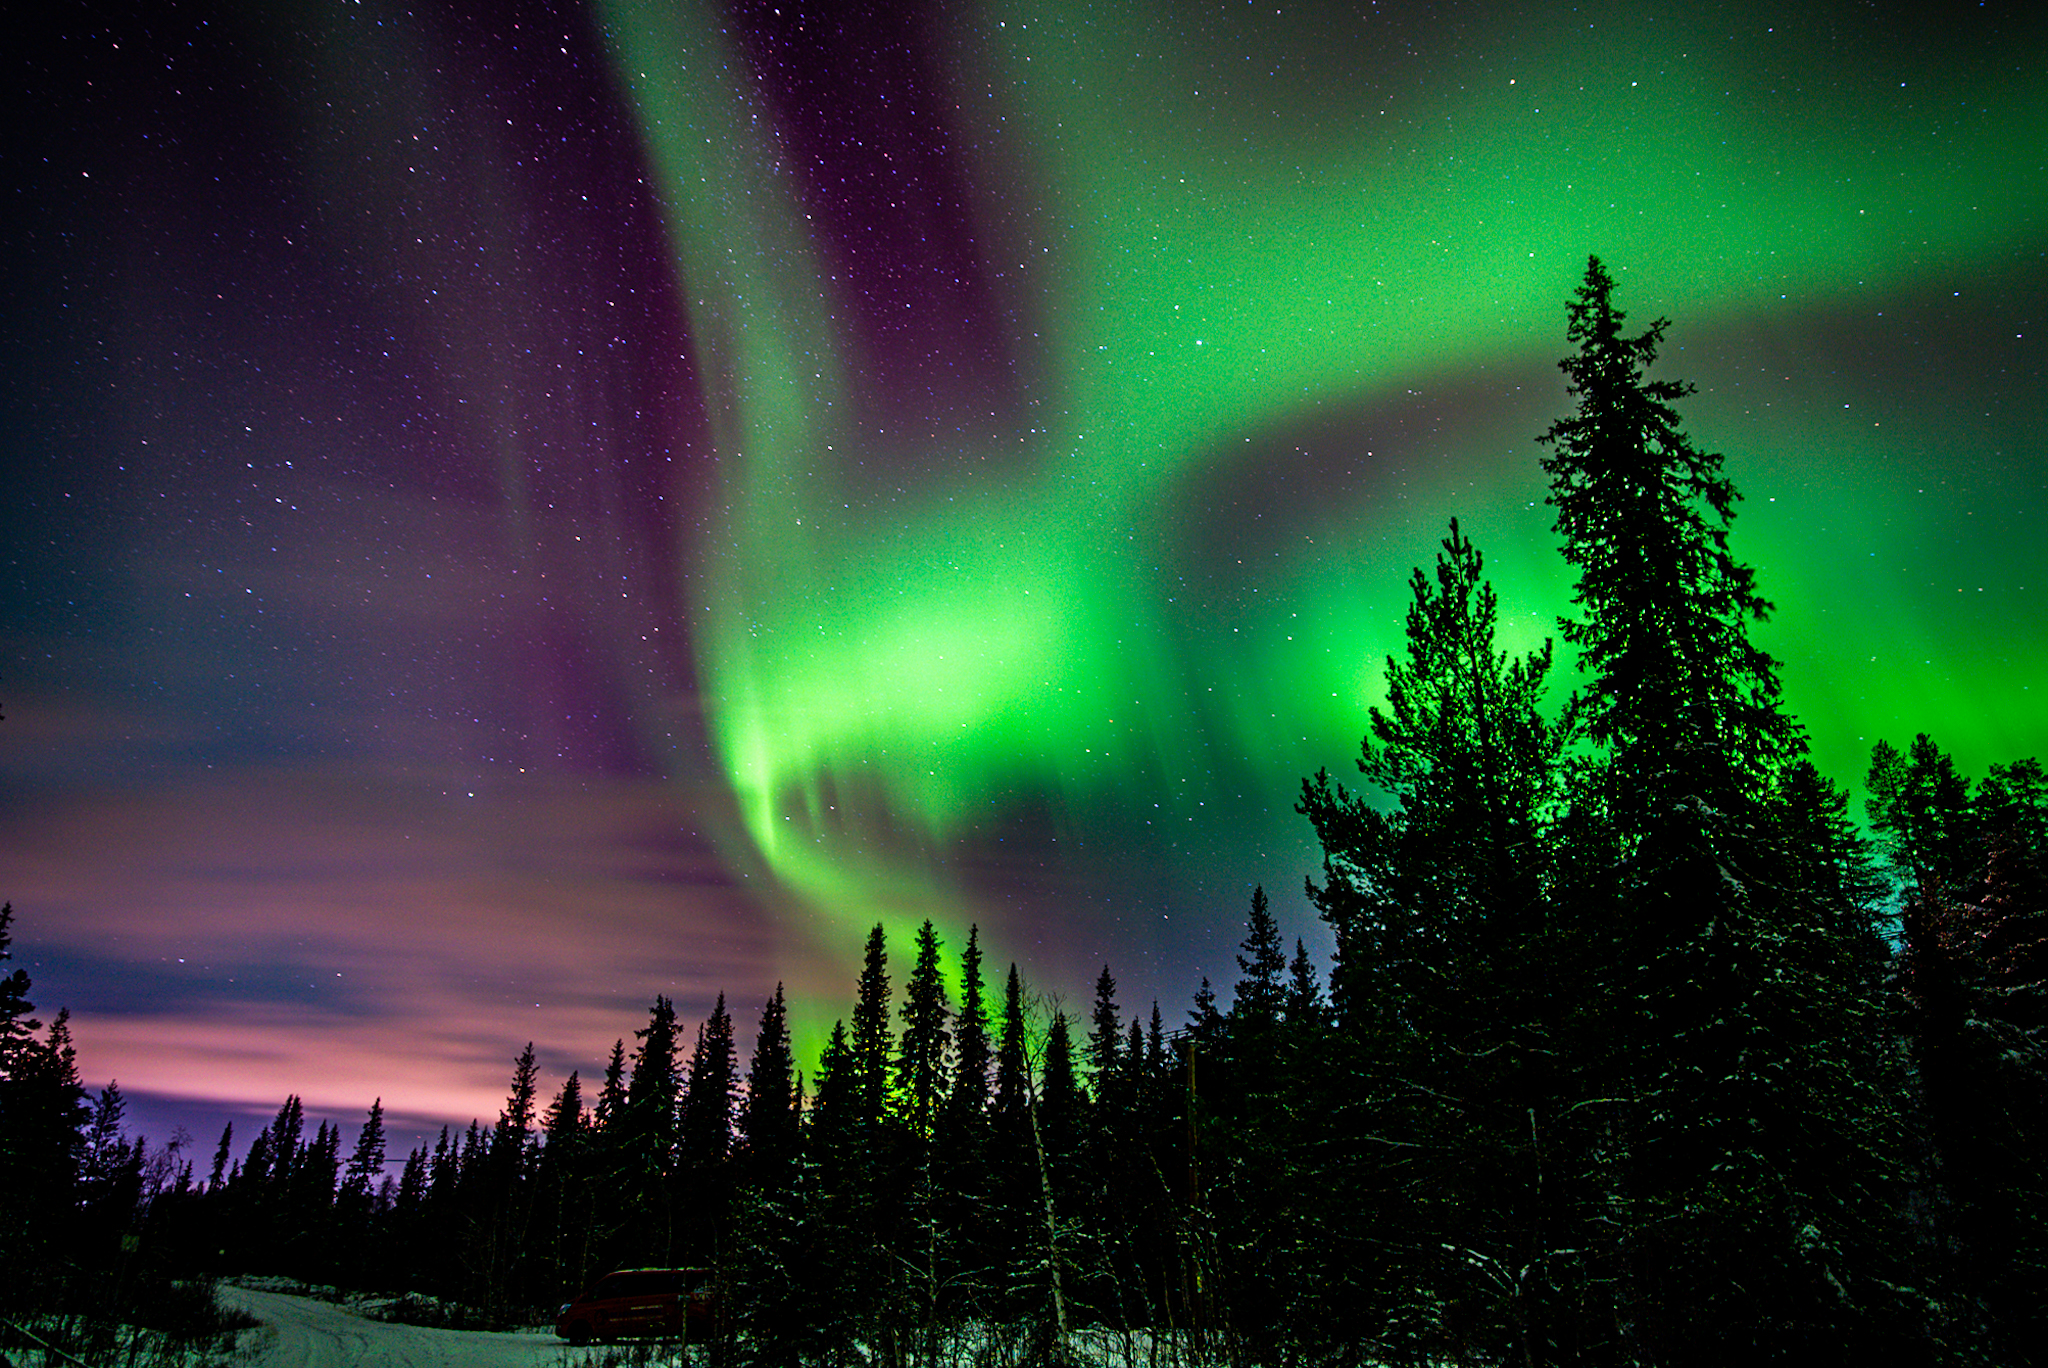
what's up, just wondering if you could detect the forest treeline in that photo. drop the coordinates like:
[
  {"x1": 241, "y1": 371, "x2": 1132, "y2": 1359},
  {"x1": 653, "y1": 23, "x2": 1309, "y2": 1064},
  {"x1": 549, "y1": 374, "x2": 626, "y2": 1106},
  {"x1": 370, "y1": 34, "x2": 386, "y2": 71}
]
[{"x1": 4, "y1": 259, "x2": 2045, "y2": 1367}]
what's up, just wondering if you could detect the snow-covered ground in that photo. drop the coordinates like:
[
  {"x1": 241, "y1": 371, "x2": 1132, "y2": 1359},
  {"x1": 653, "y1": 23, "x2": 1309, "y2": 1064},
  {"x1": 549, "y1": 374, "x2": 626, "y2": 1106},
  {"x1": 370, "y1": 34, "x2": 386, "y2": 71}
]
[
  {"x1": 220, "y1": 1286, "x2": 595, "y2": 1368},
  {"x1": 217, "y1": 1284, "x2": 1211, "y2": 1368}
]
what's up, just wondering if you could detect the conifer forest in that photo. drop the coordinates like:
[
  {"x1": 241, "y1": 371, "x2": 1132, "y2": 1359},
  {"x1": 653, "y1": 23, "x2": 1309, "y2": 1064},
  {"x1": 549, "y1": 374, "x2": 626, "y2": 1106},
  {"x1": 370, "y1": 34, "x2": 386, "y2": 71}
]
[{"x1": 4, "y1": 261, "x2": 2045, "y2": 1367}]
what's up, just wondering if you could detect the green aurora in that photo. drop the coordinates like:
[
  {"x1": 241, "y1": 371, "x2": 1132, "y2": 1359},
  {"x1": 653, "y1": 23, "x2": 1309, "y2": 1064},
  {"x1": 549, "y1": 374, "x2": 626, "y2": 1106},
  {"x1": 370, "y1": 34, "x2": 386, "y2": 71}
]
[{"x1": 600, "y1": 0, "x2": 2048, "y2": 994}]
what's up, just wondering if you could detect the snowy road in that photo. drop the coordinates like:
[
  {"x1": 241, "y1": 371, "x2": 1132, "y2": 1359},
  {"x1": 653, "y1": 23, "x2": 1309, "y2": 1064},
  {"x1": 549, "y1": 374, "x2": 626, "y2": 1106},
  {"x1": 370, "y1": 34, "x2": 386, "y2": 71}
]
[{"x1": 220, "y1": 1286, "x2": 577, "y2": 1368}]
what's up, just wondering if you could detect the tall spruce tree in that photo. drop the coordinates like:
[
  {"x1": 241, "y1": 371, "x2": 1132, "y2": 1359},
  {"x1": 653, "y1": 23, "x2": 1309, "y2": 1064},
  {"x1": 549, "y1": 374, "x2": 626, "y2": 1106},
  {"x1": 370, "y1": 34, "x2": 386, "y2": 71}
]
[
  {"x1": 1038, "y1": 1011, "x2": 1082, "y2": 1185},
  {"x1": 336, "y1": 1098, "x2": 388, "y2": 1285},
  {"x1": 936, "y1": 929, "x2": 996, "y2": 1327},
  {"x1": 810, "y1": 1020, "x2": 857, "y2": 1152},
  {"x1": 265, "y1": 1095, "x2": 306, "y2": 1199},
  {"x1": 620, "y1": 997, "x2": 682, "y2": 1260},
  {"x1": 897, "y1": 920, "x2": 952, "y2": 1139},
  {"x1": 207, "y1": 1123, "x2": 233, "y2": 1190},
  {"x1": 1085, "y1": 966, "x2": 1121, "y2": 1095},
  {"x1": 1539, "y1": 256, "x2": 1795, "y2": 813},
  {"x1": 849, "y1": 925, "x2": 894, "y2": 1127},
  {"x1": 729, "y1": 984, "x2": 802, "y2": 1362},
  {"x1": 1230, "y1": 886, "x2": 1286, "y2": 1024},
  {"x1": 475, "y1": 1045, "x2": 542, "y2": 1314},
  {"x1": 628, "y1": 1000, "x2": 682, "y2": 1130},
  {"x1": 739, "y1": 984, "x2": 798, "y2": 1178},
  {"x1": 893, "y1": 920, "x2": 955, "y2": 1348},
  {"x1": 947, "y1": 926, "x2": 992, "y2": 1124},
  {"x1": 340, "y1": 1098, "x2": 387, "y2": 1206},
  {"x1": 1186, "y1": 977, "x2": 1221, "y2": 1044},
  {"x1": 801, "y1": 1019, "x2": 884, "y2": 1357},
  {"x1": 984, "y1": 963, "x2": 1039, "y2": 1316},
  {"x1": 536, "y1": 1071, "x2": 590, "y2": 1301},
  {"x1": 543, "y1": 1073, "x2": 584, "y2": 1142},
  {"x1": 681, "y1": 996, "x2": 738, "y2": 1166},
  {"x1": 78, "y1": 1082, "x2": 141, "y2": 1258},
  {"x1": 993, "y1": 964, "x2": 1030, "y2": 1122},
  {"x1": 594, "y1": 1039, "x2": 627, "y2": 1129},
  {"x1": 1536, "y1": 257, "x2": 1916, "y2": 1366},
  {"x1": 680, "y1": 995, "x2": 738, "y2": 1263},
  {"x1": 1283, "y1": 940, "x2": 1326, "y2": 1030},
  {"x1": 493, "y1": 1043, "x2": 540, "y2": 1167}
]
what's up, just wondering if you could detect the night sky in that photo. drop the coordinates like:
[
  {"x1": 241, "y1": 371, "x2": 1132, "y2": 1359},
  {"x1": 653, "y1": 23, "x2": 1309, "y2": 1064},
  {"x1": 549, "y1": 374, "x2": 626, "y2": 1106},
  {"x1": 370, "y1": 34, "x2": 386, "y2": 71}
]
[{"x1": 5, "y1": 0, "x2": 2045, "y2": 1156}]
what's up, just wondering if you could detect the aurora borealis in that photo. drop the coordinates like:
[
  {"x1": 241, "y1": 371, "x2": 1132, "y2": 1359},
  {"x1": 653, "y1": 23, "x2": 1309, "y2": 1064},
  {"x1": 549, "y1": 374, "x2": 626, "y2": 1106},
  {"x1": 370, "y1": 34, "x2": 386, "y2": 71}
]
[{"x1": 5, "y1": 0, "x2": 2045, "y2": 1152}]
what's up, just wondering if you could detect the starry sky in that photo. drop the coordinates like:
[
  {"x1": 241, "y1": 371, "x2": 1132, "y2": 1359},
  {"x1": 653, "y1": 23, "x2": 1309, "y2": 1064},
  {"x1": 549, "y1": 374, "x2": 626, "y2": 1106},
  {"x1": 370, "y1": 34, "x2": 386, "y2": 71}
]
[{"x1": 5, "y1": 0, "x2": 2044, "y2": 1156}]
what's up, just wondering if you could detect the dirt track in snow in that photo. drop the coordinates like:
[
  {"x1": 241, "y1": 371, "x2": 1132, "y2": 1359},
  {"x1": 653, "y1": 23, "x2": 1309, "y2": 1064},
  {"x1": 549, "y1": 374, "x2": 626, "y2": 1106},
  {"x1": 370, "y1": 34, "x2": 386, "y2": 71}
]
[{"x1": 220, "y1": 1286, "x2": 590, "y2": 1368}]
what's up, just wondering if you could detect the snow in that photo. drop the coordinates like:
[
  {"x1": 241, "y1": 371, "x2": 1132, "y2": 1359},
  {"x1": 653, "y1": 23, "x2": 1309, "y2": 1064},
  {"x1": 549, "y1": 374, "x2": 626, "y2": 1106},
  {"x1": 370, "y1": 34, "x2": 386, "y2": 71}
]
[
  {"x1": 216, "y1": 1285, "x2": 1221, "y2": 1368},
  {"x1": 220, "y1": 1286, "x2": 600, "y2": 1368}
]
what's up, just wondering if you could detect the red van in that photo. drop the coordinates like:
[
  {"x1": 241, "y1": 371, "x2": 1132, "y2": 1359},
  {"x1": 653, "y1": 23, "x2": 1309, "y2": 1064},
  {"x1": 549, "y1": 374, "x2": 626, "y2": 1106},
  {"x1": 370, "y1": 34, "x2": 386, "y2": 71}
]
[{"x1": 555, "y1": 1267, "x2": 715, "y2": 1344}]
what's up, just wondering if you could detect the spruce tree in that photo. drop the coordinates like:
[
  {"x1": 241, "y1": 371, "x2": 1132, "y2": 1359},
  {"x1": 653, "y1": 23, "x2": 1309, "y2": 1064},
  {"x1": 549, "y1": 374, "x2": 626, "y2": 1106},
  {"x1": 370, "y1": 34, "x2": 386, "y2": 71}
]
[
  {"x1": 340, "y1": 1098, "x2": 388, "y2": 1205},
  {"x1": 394, "y1": 1144, "x2": 428, "y2": 1216},
  {"x1": 1085, "y1": 966, "x2": 1121, "y2": 1085},
  {"x1": 849, "y1": 925, "x2": 894, "y2": 1127},
  {"x1": 543, "y1": 1072, "x2": 584, "y2": 1142},
  {"x1": 1296, "y1": 516, "x2": 1579, "y2": 1356},
  {"x1": 1048, "y1": 1015, "x2": 1081, "y2": 1146},
  {"x1": 680, "y1": 994, "x2": 738, "y2": 1262},
  {"x1": 993, "y1": 964, "x2": 1030, "y2": 1122},
  {"x1": 493, "y1": 1043, "x2": 540, "y2": 1166},
  {"x1": 801, "y1": 1019, "x2": 880, "y2": 1357},
  {"x1": 739, "y1": 984, "x2": 798, "y2": 1178},
  {"x1": 336, "y1": 1099, "x2": 388, "y2": 1286},
  {"x1": 1539, "y1": 256, "x2": 1795, "y2": 814},
  {"x1": 471, "y1": 1045, "x2": 541, "y2": 1308},
  {"x1": 208, "y1": 1123, "x2": 233, "y2": 1191},
  {"x1": 811, "y1": 1020, "x2": 857, "y2": 1149},
  {"x1": 594, "y1": 1039, "x2": 627, "y2": 1129},
  {"x1": 1283, "y1": 940, "x2": 1326, "y2": 1030},
  {"x1": 936, "y1": 930, "x2": 995, "y2": 1327},
  {"x1": 290, "y1": 1119, "x2": 341, "y2": 1276},
  {"x1": 682, "y1": 996, "x2": 738, "y2": 1166},
  {"x1": 582, "y1": 1040, "x2": 629, "y2": 1280},
  {"x1": 1186, "y1": 977, "x2": 1221, "y2": 1044},
  {"x1": 620, "y1": 997, "x2": 682, "y2": 1260},
  {"x1": 426, "y1": 1125, "x2": 457, "y2": 1204},
  {"x1": 625, "y1": 1000, "x2": 681, "y2": 1154},
  {"x1": 1038, "y1": 1011, "x2": 1082, "y2": 1182},
  {"x1": 1537, "y1": 257, "x2": 1915, "y2": 1365},
  {"x1": 265, "y1": 1096, "x2": 306, "y2": 1200},
  {"x1": 1231, "y1": 886, "x2": 1286, "y2": 1024},
  {"x1": 79, "y1": 1082, "x2": 138, "y2": 1241},
  {"x1": 947, "y1": 926, "x2": 992, "y2": 1123},
  {"x1": 984, "y1": 964, "x2": 1038, "y2": 1317},
  {"x1": 889, "y1": 921, "x2": 953, "y2": 1348},
  {"x1": 536, "y1": 1072, "x2": 588, "y2": 1301},
  {"x1": 897, "y1": 920, "x2": 952, "y2": 1139},
  {"x1": 729, "y1": 985, "x2": 798, "y2": 1351}
]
